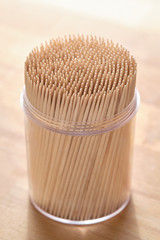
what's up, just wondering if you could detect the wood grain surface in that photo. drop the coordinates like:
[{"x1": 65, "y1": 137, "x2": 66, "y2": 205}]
[{"x1": 0, "y1": 1, "x2": 160, "y2": 239}]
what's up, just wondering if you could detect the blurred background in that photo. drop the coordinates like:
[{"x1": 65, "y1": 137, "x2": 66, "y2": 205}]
[
  {"x1": 0, "y1": 0, "x2": 160, "y2": 239},
  {"x1": 34, "y1": 0, "x2": 160, "y2": 31}
]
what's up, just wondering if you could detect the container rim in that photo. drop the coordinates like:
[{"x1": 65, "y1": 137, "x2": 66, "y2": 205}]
[{"x1": 21, "y1": 88, "x2": 140, "y2": 136}]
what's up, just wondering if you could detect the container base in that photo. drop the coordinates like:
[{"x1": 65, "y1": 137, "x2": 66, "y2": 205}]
[{"x1": 30, "y1": 196, "x2": 130, "y2": 225}]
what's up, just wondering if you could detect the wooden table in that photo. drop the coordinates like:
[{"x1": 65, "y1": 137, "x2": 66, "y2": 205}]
[{"x1": 0, "y1": 1, "x2": 159, "y2": 239}]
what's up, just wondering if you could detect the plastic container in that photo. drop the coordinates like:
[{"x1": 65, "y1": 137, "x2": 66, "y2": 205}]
[{"x1": 21, "y1": 88, "x2": 140, "y2": 225}]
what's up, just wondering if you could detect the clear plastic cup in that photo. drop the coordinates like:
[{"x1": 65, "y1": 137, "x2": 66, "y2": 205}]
[{"x1": 21, "y1": 88, "x2": 140, "y2": 225}]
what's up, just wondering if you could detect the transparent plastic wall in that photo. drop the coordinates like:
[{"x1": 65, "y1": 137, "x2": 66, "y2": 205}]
[{"x1": 22, "y1": 89, "x2": 139, "y2": 225}]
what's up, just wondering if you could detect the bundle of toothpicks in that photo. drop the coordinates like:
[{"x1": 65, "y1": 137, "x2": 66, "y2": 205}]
[{"x1": 24, "y1": 35, "x2": 136, "y2": 221}]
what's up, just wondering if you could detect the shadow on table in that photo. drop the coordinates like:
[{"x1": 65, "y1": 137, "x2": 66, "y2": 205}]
[{"x1": 26, "y1": 196, "x2": 140, "y2": 240}]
